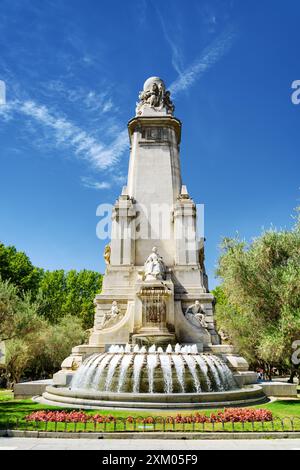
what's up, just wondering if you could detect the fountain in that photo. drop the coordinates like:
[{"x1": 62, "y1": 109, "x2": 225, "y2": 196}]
[
  {"x1": 40, "y1": 77, "x2": 266, "y2": 409},
  {"x1": 43, "y1": 343, "x2": 265, "y2": 408}
]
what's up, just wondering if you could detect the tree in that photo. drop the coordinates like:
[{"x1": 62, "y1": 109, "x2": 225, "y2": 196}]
[
  {"x1": 5, "y1": 338, "x2": 30, "y2": 385},
  {"x1": 36, "y1": 270, "x2": 66, "y2": 323},
  {"x1": 37, "y1": 269, "x2": 102, "y2": 328},
  {"x1": 215, "y1": 212, "x2": 300, "y2": 380},
  {"x1": 4, "y1": 315, "x2": 87, "y2": 385},
  {"x1": 0, "y1": 278, "x2": 41, "y2": 342},
  {"x1": 26, "y1": 315, "x2": 88, "y2": 379},
  {"x1": 0, "y1": 243, "x2": 42, "y2": 296},
  {"x1": 62, "y1": 270, "x2": 103, "y2": 328}
]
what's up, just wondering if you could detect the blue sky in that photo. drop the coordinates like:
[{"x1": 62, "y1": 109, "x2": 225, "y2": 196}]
[{"x1": 0, "y1": 0, "x2": 299, "y2": 289}]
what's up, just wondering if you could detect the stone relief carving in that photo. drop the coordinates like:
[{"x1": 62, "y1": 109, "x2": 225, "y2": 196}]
[
  {"x1": 95, "y1": 301, "x2": 124, "y2": 330},
  {"x1": 136, "y1": 77, "x2": 174, "y2": 115},
  {"x1": 141, "y1": 127, "x2": 168, "y2": 141},
  {"x1": 144, "y1": 247, "x2": 166, "y2": 281},
  {"x1": 145, "y1": 299, "x2": 166, "y2": 325},
  {"x1": 185, "y1": 300, "x2": 208, "y2": 329}
]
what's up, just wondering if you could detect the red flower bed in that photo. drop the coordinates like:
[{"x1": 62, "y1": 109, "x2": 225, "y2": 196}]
[
  {"x1": 24, "y1": 408, "x2": 273, "y2": 424},
  {"x1": 171, "y1": 409, "x2": 272, "y2": 424},
  {"x1": 210, "y1": 408, "x2": 273, "y2": 423}
]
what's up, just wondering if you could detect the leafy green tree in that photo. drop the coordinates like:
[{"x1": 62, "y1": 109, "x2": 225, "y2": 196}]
[
  {"x1": 0, "y1": 243, "x2": 42, "y2": 296},
  {"x1": 24, "y1": 315, "x2": 88, "y2": 380},
  {"x1": 215, "y1": 212, "x2": 300, "y2": 380},
  {"x1": 4, "y1": 315, "x2": 87, "y2": 385},
  {"x1": 62, "y1": 270, "x2": 103, "y2": 328},
  {"x1": 5, "y1": 338, "x2": 30, "y2": 385},
  {"x1": 37, "y1": 269, "x2": 102, "y2": 328},
  {"x1": 0, "y1": 278, "x2": 41, "y2": 342},
  {"x1": 36, "y1": 270, "x2": 66, "y2": 323}
]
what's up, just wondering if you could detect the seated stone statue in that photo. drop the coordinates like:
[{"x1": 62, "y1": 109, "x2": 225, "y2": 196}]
[
  {"x1": 144, "y1": 247, "x2": 166, "y2": 281},
  {"x1": 185, "y1": 300, "x2": 207, "y2": 329}
]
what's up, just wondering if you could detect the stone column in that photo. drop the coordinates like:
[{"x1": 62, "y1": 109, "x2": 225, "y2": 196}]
[
  {"x1": 110, "y1": 189, "x2": 136, "y2": 266},
  {"x1": 174, "y1": 189, "x2": 198, "y2": 265}
]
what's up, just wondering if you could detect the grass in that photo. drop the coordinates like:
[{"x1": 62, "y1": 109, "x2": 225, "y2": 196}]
[
  {"x1": 0, "y1": 389, "x2": 13, "y2": 402},
  {"x1": 0, "y1": 389, "x2": 300, "y2": 433}
]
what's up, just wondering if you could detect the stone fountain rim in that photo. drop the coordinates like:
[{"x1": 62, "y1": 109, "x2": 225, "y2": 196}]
[
  {"x1": 45, "y1": 384, "x2": 264, "y2": 400},
  {"x1": 41, "y1": 384, "x2": 267, "y2": 409}
]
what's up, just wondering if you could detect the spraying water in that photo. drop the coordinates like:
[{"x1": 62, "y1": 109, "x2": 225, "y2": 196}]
[
  {"x1": 90, "y1": 355, "x2": 113, "y2": 390},
  {"x1": 117, "y1": 354, "x2": 133, "y2": 392},
  {"x1": 204, "y1": 355, "x2": 223, "y2": 391},
  {"x1": 71, "y1": 354, "x2": 98, "y2": 389},
  {"x1": 159, "y1": 354, "x2": 173, "y2": 393},
  {"x1": 147, "y1": 354, "x2": 158, "y2": 393},
  {"x1": 105, "y1": 354, "x2": 123, "y2": 391},
  {"x1": 132, "y1": 354, "x2": 145, "y2": 393},
  {"x1": 183, "y1": 355, "x2": 201, "y2": 393},
  {"x1": 69, "y1": 345, "x2": 237, "y2": 394},
  {"x1": 194, "y1": 354, "x2": 212, "y2": 391},
  {"x1": 172, "y1": 354, "x2": 185, "y2": 392}
]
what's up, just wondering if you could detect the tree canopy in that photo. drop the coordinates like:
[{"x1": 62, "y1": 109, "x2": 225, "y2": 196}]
[
  {"x1": 37, "y1": 269, "x2": 102, "y2": 328},
  {"x1": 0, "y1": 242, "x2": 103, "y2": 384},
  {"x1": 0, "y1": 278, "x2": 40, "y2": 343},
  {"x1": 0, "y1": 243, "x2": 42, "y2": 296},
  {"x1": 0, "y1": 241, "x2": 103, "y2": 329},
  {"x1": 214, "y1": 212, "x2": 300, "y2": 379}
]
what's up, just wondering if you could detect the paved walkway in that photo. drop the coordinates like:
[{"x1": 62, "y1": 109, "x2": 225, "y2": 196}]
[{"x1": 1, "y1": 437, "x2": 300, "y2": 450}]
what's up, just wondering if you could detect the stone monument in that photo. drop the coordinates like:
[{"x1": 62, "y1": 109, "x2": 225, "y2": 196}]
[{"x1": 52, "y1": 77, "x2": 258, "y2": 397}]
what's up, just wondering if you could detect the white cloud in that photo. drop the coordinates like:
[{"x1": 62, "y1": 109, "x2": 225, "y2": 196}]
[
  {"x1": 81, "y1": 177, "x2": 111, "y2": 190},
  {"x1": 44, "y1": 81, "x2": 116, "y2": 115},
  {"x1": 169, "y1": 28, "x2": 236, "y2": 96},
  {"x1": 1, "y1": 98, "x2": 129, "y2": 170},
  {"x1": 155, "y1": 7, "x2": 184, "y2": 76},
  {"x1": 84, "y1": 90, "x2": 115, "y2": 114}
]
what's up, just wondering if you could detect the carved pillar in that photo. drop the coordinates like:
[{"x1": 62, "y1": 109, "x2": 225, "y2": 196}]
[
  {"x1": 174, "y1": 190, "x2": 198, "y2": 265},
  {"x1": 110, "y1": 189, "x2": 136, "y2": 266}
]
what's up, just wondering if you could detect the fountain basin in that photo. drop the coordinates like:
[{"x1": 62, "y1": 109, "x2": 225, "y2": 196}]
[
  {"x1": 41, "y1": 384, "x2": 267, "y2": 409},
  {"x1": 67, "y1": 347, "x2": 238, "y2": 394},
  {"x1": 40, "y1": 345, "x2": 266, "y2": 409}
]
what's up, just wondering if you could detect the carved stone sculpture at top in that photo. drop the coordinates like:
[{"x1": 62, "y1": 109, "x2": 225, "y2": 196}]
[
  {"x1": 144, "y1": 246, "x2": 166, "y2": 281},
  {"x1": 136, "y1": 77, "x2": 175, "y2": 116}
]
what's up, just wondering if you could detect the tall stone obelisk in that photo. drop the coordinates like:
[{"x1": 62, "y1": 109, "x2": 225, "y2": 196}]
[{"x1": 89, "y1": 76, "x2": 219, "y2": 349}]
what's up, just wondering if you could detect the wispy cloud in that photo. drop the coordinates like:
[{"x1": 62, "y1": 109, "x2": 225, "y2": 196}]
[
  {"x1": 81, "y1": 176, "x2": 111, "y2": 190},
  {"x1": 81, "y1": 173, "x2": 127, "y2": 191},
  {"x1": 0, "y1": 98, "x2": 128, "y2": 171},
  {"x1": 169, "y1": 27, "x2": 236, "y2": 96},
  {"x1": 136, "y1": 0, "x2": 147, "y2": 28},
  {"x1": 44, "y1": 81, "x2": 116, "y2": 115},
  {"x1": 155, "y1": 8, "x2": 184, "y2": 76}
]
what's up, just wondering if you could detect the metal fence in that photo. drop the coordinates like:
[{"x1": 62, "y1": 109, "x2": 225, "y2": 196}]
[{"x1": 1, "y1": 417, "x2": 300, "y2": 433}]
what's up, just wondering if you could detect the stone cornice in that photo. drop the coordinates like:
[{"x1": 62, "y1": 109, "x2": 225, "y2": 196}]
[{"x1": 128, "y1": 115, "x2": 182, "y2": 144}]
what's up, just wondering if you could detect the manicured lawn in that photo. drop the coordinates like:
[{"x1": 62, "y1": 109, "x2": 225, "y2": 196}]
[
  {"x1": 0, "y1": 389, "x2": 13, "y2": 402},
  {"x1": 0, "y1": 390, "x2": 299, "y2": 433},
  {"x1": 263, "y1": 399, "x2": 300, "y2": 418}
]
